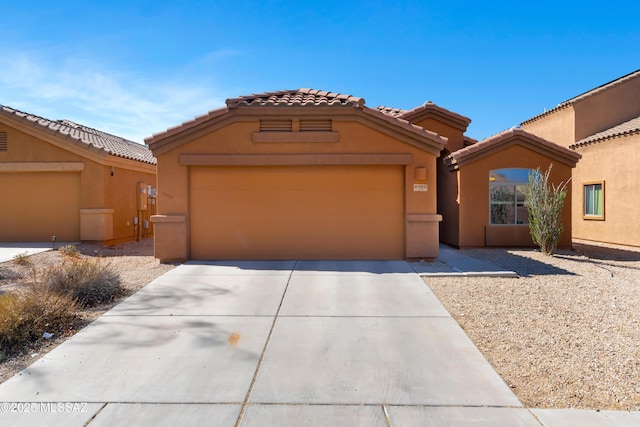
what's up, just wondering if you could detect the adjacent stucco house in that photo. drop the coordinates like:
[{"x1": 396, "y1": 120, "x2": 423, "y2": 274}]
[
  {"x1": 0, "y1": 105, "x2": 156, "y2": 243},
  {"x1": 147, "y1": 88, "x2": 579, "y2": 261},
  {"x1": 521, "y1": 69, "x2": 640, "y2": 249}
]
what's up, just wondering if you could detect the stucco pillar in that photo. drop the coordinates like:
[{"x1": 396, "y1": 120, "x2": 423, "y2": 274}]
[
  {"x1": 151, "y1": 214, "x2": 187, "y2": 262},
  {"x1": 405, "y1": 213, "x2": 442, "y2": 259}
]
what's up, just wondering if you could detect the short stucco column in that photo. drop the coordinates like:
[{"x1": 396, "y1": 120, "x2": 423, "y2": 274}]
[
  {"x1": 405, "y1": 213, "x2": 442, "y2": 259},
  {"x1": 150, "y1": 214, "x2": 187, "y2": 262}
]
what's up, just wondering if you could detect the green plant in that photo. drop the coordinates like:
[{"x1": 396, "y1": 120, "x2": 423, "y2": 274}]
[
  {"x1": 12, "y1": 252, "x2": 31, "y2": 266},
  {"x1": 0, "y1": 286, "x2": 77, "y2": 356},
  {"x1": 58, "y1": 245, "x2": 79, "y2": 258},
  {"x1": 524, "y1": 164, "x2": 570, "y2": 256},
  {"x1": 44, "y1": 259, "x2": 122, "y2": 307}
]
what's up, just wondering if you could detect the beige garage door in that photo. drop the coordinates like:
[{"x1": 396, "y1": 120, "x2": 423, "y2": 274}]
[
  {"x1": 190, "y1": 165, "x2": 405, "y2": 260},
  {"x1": 0, "y1": 172, "x2": 80, "y2": 241}
]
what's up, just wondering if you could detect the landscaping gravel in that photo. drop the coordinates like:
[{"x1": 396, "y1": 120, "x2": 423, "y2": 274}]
[
  {"x1": 426, "y1": 245, "x2": 640, "y2": 410},
  {"x1": 0, "y1": 239, "x2": 176, "y2": 383}
]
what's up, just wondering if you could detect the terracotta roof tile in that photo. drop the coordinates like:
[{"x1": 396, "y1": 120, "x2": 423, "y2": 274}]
[
  {"x1": 0, "y1": 105, "x2": 155, "y2": 165},
  {"x1": 147, "y1": 88, "x2": 448, "y2": 151},
  {"x1": 571, "y1": 115, "x2": 640, "y2": 149},
  {"x1": 444, "y1": 127, "x2": 580, "y2": 169},
  {"x1": 398, "y1": 101, "x2": 471, "y2": 130},
  {"x1": 226, "y1": 88, "x2": 365, "y2": 108},
  {"x1": 376, "y1": 106, "x2": 408, "y2": 117}
]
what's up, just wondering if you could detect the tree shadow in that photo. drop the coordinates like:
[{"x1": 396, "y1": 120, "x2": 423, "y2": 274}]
[{"x1": 459, "y1": 248, "x2": 578, "y2": 277}]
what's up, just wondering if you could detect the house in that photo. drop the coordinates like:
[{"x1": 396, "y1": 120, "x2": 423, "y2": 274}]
[
  {"x1": 146, "y1": 88, "x2": 578, "y2": 261},
  {"x1": 521, "y1": 69, "x2": 640, "y2": 249},
  {"x1": 377, "y1": 106, "x2": 580, "y2": 249},
  {"x1": 0, "y1": 105, "x2": 157, "y2": 244}
]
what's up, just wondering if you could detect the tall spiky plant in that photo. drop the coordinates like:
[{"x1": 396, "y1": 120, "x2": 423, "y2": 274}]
[{"x1": 524, "y1": 164, "x2": 570, "y2": 256}]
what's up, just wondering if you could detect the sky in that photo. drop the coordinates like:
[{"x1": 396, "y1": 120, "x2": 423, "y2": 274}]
[{"x1": 1, "y1": 1, "x2": 639, "y2": 144}]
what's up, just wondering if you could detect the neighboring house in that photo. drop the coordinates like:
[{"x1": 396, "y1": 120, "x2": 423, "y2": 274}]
[
  {"x1": 521, "y1": 69, "x2": 640, "y2": 249},
  {"x1": 0, "y1": 105, "x2": 157, "y2": 244},
  {"x1": 146, "y1": 88, "x2": 578, "y2": 261}
]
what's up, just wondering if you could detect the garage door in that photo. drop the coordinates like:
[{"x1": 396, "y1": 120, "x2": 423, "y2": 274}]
[
  {"x1": 0, "y1": 172, "x2": 80, "y2": 241},
  {"x1": 190, "y1": 165, "x2": 405, "y2": 260}
]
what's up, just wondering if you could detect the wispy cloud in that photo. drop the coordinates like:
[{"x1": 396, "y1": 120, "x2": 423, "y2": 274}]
[{"x1": 0, "y1": 50, "x2": 230, "y2": 143}]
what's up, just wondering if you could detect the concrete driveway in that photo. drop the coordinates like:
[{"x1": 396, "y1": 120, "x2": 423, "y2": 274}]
[
  {"x1": 0, "y1": 243, "x2": 56, "y2": 263},
  {"x1": 0, "y1": 260, "x2": 632, "y2": 426}
]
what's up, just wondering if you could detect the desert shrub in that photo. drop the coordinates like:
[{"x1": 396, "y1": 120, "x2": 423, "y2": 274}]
[
  {"x1": 12, "y1": 252, "x2": 31, "y2": 266},
  {"x1": 58, "y1": 245, "x2": 79, "y2": 258},
  {"x1": 44, "y1": 259, "x2": 122, "y2": 307},
  {"x1": 525, "y1": 164, "x2": 570, "y2": 256},
  {"x1": 0, "y1": 286, "x2": 77, "y2": 355}
]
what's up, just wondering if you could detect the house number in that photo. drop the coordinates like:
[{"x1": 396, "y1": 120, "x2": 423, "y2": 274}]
[{"x1": 413, "y1": 184, "x2": 428, "y2": 192}]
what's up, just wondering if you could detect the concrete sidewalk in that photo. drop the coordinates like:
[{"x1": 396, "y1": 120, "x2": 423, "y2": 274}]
[
  {"x1": 412, "y1": 244, "x2": 518, "y2": 277},
  {"x1": 0, "y1": 260, "x2": 637, "y2": 426}
]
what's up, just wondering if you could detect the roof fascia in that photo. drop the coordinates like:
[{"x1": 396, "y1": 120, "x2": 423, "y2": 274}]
[
  {"x1": 147, "y1": 105, "x2": 447, "y2": 157},
  {"x1": 446, "y1": 136, "x2": 580, "y2": 170},
  {"x1": 400, "y1": 106, "x2": 471, "y2": 132},
  {"x1": 0, "y1": 115, "x2": 155, "y2": 172}
]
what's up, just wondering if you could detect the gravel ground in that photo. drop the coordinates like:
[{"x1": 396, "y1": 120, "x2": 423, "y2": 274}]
[
  {"x1": 426, "y1": 245, "x2": 640, "y2": 410},
  {"x1": 0, "y1": 239, "x2": 177, "y2": 383}
]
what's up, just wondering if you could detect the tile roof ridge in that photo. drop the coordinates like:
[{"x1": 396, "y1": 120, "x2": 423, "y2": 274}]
[
  {"x1": 562, "y1": 68, "x2": 640, "y2": 104},
  {"x1": 522, "y1": 69, "x2": 640, "y2": 126},
  {"x1": 0, "y1": 104, "x2": 155, "y2": 165},
  {"x1": 398, "y1": 101, "x2": 471, "y2": 131},
  {"x1": 571, "y1": 114, "x2": 640, "y2": 149},
  {"x1": 225, "y1": 88, "x2": 365, "y2": 108},
  {"x1": 376, "y1": 105, "x2": 408, "y2": 117},
  {"x1": 520, "y1": 102, "x2": 571, "y2": 126},
  {"x1": 445, "y1": 127, "x2": 580, "y2": 168}
]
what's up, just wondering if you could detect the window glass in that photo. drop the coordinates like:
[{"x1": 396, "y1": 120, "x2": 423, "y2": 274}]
[
  {"x1": 489, "y1": 168, "x2": 534, "y2": 225},
  {"x1": 584, "y1": 183, "x2": 603, "y2": 218}
]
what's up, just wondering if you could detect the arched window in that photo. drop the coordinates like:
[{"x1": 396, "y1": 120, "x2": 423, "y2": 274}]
[{"x1": 489, "y1": 168, "x2": 534, "y2": 225}]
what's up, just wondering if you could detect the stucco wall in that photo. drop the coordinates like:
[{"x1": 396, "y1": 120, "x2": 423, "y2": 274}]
[
  {"x1": 0, "y1": 121, "x2": 156, "y2": 243},
  {"x1": 572, "y1": 76, "x2": 640, "y2": 141},
  {"x1": 521, "y1": 106, "x2": 576, "y2": 148},
  {"x1": 151, "y1": 115, "x2": 442, "y2": 261},
  {"x1": 457, "y1": 143, "x2": 573, "y2": 248},
  {"x1": 572, "y1": 135, "x2": 640, "y2": 248}
]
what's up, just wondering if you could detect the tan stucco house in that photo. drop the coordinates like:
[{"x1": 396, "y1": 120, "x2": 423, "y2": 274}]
[
  {"x1": 521, "y1": 69, "x2": 640, "y2": 249},
  {"x1": 0, "y1": 105, "x2": 156, "y2": 244},
  {"x1": 147, "y1": 89, "x2": 577, "y2": 261}
]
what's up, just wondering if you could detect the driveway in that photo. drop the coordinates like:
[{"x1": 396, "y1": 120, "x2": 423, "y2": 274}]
[
  {"x1": 0, "y1": 260, "x2": 607, "y2": 426},
  {"x1": 0, "y1": 243, "x2": 57, "y2": 263}
]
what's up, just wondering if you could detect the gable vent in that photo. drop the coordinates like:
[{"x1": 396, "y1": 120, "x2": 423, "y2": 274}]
[
  {"x1": 260, "y1": 119, "x2": 292, "y2": 132},
  {"x1": 0, "y1": 131, "x2": 6, "y2": 151},
  {"x1": 300, "y1": 119, "x2": 332, "y2": 132}
]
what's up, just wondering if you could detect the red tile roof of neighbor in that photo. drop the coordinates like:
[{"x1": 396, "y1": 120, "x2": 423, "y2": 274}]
[
  {"x1": 0, "y1": 105, "x2": 156, "y2": 165},
  {"x1": 571, "y1": 115, "x2": 640, "y2": 149},
  {"x1": 378, "y1": 102, "x2": 471, "y2": 132},
  {"x1": 146, "y1": 88, "x2": 448, "y2": 148},
  {"x1": 444, "y1": 127, "x2": 581, "y2": 170},
  {"x1": 521, "y1": 69, "x2": 640, "y2": 126}
]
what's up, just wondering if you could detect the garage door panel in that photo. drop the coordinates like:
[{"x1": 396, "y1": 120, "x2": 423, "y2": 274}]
[
  {"x1": 0, "y1": 172, "x2": 80, "y2": 241},
  {"x1": 190, "y1": 166, "x2": 404, "y2": 260}
]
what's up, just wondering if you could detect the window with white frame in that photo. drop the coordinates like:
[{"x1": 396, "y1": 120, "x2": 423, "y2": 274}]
[
  {"x1": 489, "y1": 168, "x2": 534, "y2": 225},
  {"x1": 583, "y1": 181, "x2": 604, "y2": 219}
]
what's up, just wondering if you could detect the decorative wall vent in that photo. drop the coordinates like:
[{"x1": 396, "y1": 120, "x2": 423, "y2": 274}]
[
  {"x1": 0, "y1": 131, "x2": 7, "y2": 151},
  {"x1": 259, "y1": 119, "x2": 293, "y2": 132},
  {"x1": 300, "y1": 119, "x2": 332, "y2": 132}
]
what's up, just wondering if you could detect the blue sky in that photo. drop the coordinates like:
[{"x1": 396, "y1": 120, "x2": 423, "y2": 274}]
[{"x1": 1, "y1": 1, "x2": 638, "y2": 143}]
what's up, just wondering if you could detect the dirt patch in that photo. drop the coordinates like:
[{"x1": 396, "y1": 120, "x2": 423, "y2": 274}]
[
  {"x1": 426, "y1": 245, "x2": 640, "y2": 410},
  {"x1": 0, "y1": 239, "x2": 177, "y2": 383}
]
